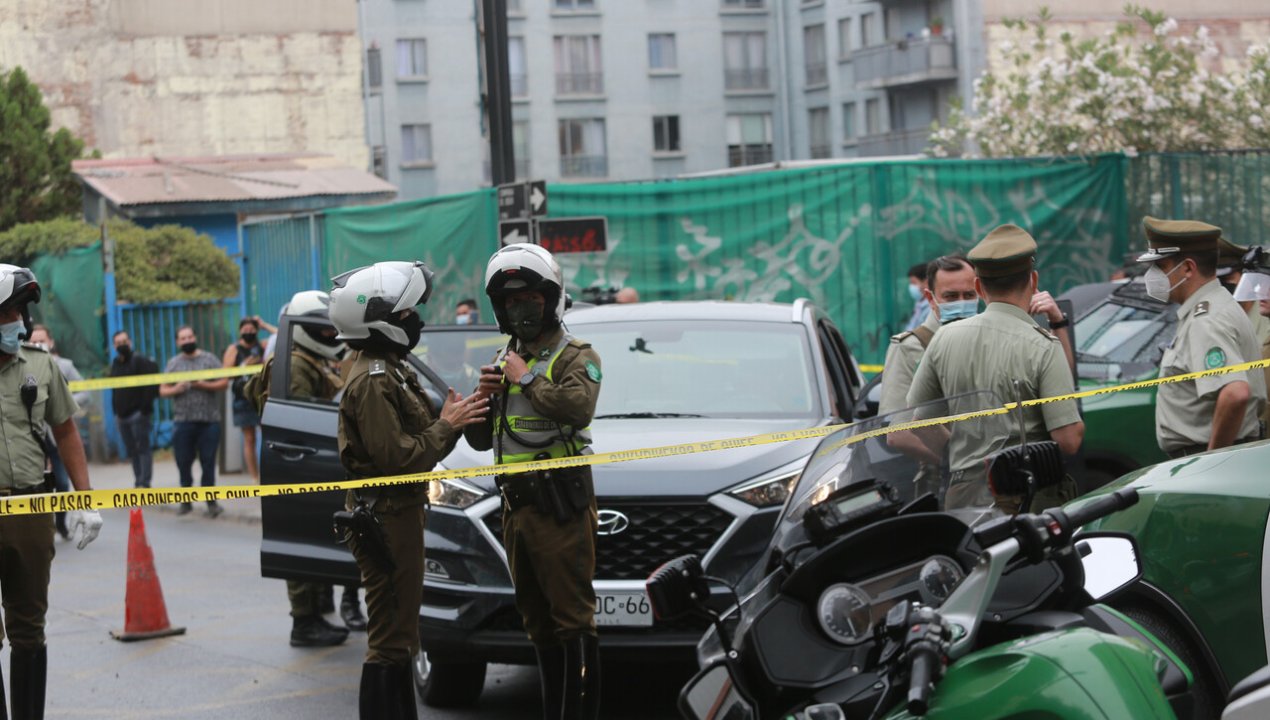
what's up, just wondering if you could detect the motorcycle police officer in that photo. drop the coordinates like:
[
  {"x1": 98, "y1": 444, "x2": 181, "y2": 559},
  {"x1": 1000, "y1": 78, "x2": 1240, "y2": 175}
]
[
  {"x1": 465, "y1": 244, "x2": 603, "y2": 720},
  {"x1": 329, "y1": 261, "x2": 487, "y2": 719},
  {"x1": 0, "y1": 264, "x2": 102, "y2": 718}
]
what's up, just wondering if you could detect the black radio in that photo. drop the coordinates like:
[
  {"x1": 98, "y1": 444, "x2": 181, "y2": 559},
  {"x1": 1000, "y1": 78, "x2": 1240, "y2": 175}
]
[{"x1": 804, "y1": 480, "x2": 902, "y2": 545}]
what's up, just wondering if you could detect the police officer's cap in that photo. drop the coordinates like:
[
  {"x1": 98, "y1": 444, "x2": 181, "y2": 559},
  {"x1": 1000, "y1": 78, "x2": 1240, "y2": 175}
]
[
  {"x1": 1136, "y1": 216, "x2": 1221, "y2": 263},
  {"x1": 1216, "y1": 236, "x2": 1247, "y2": 278},
  {"x1": 967, "y1": 224, "x2": 1037, "y2": 278}
]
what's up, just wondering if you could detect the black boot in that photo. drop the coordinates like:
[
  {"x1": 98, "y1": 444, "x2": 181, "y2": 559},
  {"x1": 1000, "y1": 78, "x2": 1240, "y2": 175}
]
[
  {"x1": 340, "y1": 587, "x2": 367, "y2": 632},
  {"x1": 289, "y1": 616, "x2": 349, "y2": 647},
  {"x1": 535, "y1": 643, "x2": 565, "y2": 720},
  {"x1": 561, "y1": 635, "x2": 600, "y2": 720},
  {"x1": 319, "y1": 584, "x2": 336, "y2": 615},
  {"x1": 358, "y1": 663, "x2": 418, "y2": 720},
  {"x1": 10, "y1": 646, "x2": 45, "y2": 720}
]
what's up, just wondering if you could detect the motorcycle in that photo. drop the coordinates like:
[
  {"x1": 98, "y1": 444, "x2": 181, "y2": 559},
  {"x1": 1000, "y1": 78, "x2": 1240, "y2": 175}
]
[{"x1": 647, "y1": 393, "x2": 1197, "y2": 720}]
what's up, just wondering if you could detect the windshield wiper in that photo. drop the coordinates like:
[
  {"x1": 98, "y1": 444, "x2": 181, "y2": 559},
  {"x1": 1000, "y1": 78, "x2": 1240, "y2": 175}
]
[{"x1": 594, "y1": 412, "x2": 706, "y2": 419}]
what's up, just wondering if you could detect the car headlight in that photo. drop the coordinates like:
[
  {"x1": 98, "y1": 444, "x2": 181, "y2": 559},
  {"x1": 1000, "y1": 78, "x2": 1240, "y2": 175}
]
[
  {"x1": 729, "y1": 472, "x2": 800, "y2": 508},
  {"x1": 428, "y1": 477, "x2": 488, "y2": 509}
]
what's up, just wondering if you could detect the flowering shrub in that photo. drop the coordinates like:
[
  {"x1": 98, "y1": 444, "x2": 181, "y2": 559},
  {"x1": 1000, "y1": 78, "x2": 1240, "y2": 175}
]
[{"x1": 930, "y1": 5, "x2": 1269, "y2": 157}]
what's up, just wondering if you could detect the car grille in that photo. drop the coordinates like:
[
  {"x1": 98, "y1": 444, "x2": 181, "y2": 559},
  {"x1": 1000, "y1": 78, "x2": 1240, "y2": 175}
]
[{"x1": 481, "y1": 502, "x2": 734, "y2": 581}]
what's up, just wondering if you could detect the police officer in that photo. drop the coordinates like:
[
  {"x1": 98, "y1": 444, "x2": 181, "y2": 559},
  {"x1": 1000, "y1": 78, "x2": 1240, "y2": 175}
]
[
  {"x1": 1137, "y1": 217, "x2": 1267, "y2": 456},
  {"x1": 465, "y1": 244, "x2": 602, "y2": 720},
  {"x1": 907, "y1": 225, "x2": 1085, "y2": 516},
  {"x1": 0, "y1": 264, "x2": 102, "y2": 718},
  {"x1": 329, "y1": 261, "x2": 487, "y2": 719}
]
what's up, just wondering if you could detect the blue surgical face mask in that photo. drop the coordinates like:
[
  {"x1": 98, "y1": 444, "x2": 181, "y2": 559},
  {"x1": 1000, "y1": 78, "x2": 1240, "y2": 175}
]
[
  {"x1": 907, "y1": 284, "x2": 924, "y2": 302},
  {"x1": 456, "y1": 314, "x2": 472, "y2": 326},
  {"x1": 0, "y1": 320, "x2": 24, "y2": 355},
  {"x1": 937, "y1": 299, "x2": 979, "y2": 324}
]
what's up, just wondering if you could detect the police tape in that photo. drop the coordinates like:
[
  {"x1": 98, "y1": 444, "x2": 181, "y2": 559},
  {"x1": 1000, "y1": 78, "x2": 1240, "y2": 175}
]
[
  {"x1": 13, "y1": 356, "x2": 1270, "y2": 517},
  {"x1": 859, "y1": 364, "x2": 884, "y2": 374},
  {"x1": 68, "y1": 365, "x2": 262, "y2": 393}
]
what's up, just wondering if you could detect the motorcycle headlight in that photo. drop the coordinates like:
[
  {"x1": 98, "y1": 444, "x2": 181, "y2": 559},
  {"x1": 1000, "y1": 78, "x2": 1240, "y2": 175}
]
[
  {"x1": 787, "y1": 460, "x2": 847, "y2": 521},
  {"x1": 427, "y1": 477, "x2": 488, "y2": 509},
  {"x1": 729, "y1": 472, "x2": 800, "y2": 508}
]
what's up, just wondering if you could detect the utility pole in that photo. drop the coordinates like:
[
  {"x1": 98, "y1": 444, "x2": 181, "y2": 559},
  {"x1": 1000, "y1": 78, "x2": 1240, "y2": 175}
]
[{"x1": 479, "y1": 0, "x2": 515, "y2": 186}]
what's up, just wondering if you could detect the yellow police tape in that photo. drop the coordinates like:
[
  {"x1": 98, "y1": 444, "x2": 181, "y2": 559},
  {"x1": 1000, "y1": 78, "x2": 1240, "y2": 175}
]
[
  {"x1": 68, "y1": 365, "x2": 262, "y2": 393},
  {"x1": 21, "y1": 357, "x2": 1270, "y2": 518}
]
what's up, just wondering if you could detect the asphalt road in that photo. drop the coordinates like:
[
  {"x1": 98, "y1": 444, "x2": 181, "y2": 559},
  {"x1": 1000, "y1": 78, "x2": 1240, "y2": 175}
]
[{"x1": 43, "y1": 486, "x2": 688, "y2": 719}]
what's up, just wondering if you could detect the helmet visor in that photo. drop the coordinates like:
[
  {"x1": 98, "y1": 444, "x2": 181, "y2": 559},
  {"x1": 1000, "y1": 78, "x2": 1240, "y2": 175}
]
[{"x1": 1234, "y1": 272, "x2": 1270, "y2": 302}]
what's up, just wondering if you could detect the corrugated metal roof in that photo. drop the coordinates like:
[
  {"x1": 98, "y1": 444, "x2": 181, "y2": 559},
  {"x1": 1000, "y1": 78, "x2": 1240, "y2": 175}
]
[{"x1": 72, "y1": 153, "x2": 396, "y2": 208}]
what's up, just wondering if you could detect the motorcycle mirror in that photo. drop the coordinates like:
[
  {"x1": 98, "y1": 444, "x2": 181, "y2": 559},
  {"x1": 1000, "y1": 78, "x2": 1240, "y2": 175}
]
[
  {"x1": 679, "y1": 662, "x2": 756, "y2": 720},
  {"x1": 646, "y1": 554, "x2": 710, "y2": 621},
  {"x1": 1075, "y1": 532, "x2": 1143, "y2": 602}
]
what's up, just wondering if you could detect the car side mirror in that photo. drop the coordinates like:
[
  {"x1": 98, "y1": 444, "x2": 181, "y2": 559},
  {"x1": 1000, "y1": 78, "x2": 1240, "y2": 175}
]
[
  {"x1": 646, "y1": 554, "x2": 709, "y2": 621},
  {"x1": 1076, "y1": 532, "x2": 1143, "y2": 601}
]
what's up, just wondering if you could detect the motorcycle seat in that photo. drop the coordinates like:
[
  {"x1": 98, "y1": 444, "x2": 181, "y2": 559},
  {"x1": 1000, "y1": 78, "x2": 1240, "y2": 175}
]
[{"x1": 1228, "y1": 665, "x2": 1270, "y2": 705}]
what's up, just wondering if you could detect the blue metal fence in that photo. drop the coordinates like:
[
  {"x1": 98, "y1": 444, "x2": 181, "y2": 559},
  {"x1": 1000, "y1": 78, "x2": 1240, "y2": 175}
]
[{"x1": 243, "y1": 216, "x2": 324, "y2": 322}]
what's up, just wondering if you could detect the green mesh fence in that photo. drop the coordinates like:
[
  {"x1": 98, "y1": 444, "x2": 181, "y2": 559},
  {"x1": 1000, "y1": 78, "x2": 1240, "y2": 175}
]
[
  {"x1": 29, "y1": 243, "x2": 107, "y2": 378},
  {"x1": 1126, "y1": 150, "x2": 1270, "y2": 249}
]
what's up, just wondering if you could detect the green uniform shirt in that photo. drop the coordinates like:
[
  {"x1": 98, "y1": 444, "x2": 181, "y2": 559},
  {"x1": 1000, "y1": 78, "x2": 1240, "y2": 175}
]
[
  {"x1": 289, "y1": 348, "x2": 341, "y2": 402},
  {"x1": 0, "y1": 345, "x2": 77, "y2": 489},
  {"x1": 879, "y1": 310, "x2": 940, "y2": 416},
  {"x1": 1246, "y1": 303, "x2": 1270, "y2": 350},
  {"x1": 907, "y1": 302, "x2": 1081, "y2": 473},
  {"x1": 1156, "y1": 279, "x2": 1268, "y2": 452}
]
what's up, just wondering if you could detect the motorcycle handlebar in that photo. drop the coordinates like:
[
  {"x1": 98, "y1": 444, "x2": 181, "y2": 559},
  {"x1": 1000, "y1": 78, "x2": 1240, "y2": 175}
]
[
  {"x1": 1052, "y1": 487, "x2": 1139, "y2": 532},
  {"x1": 905, "y1": 644, "x2": 939, "y2": 716}
]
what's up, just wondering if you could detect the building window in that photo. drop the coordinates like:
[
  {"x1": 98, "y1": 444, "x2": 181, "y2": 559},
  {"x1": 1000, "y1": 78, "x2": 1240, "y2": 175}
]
[
  {"x1": 837, "y1": 18, "x2": 852, "y2": 58},
  {"x1": 396, "y1": 38, "x2": 427, "y2": 79},
  {"x1": 554, "y1": 0, "x2": 596, "y2": 11},
  {"x1": 723, "y1": 32, "x2": 768, "y2": 90},
  {"x1": 722, "y1": 0, "x2": 764, "y2": 8},
  {"x1": 726, "y1": 113, "x2": 772, "y2": 167},
  {"x1": 653, "y1": 115, "x2": 681, "y2": 153},
  {"x1": 861, "y1": 12, "x2": 877, "y2": 48},
  {"x1": 648, "y1": 33, "x2": 677, "y2": 72},
  {"x1": 509, "y1": 36, "x2": 528, "y2": 98},
  {"x1": 803, "y1": 24, "x2": 826, "y2": 86},
  {"x1": 366, "y1": 46, "x2": 383, "y2": 92},
  {"x1": 843, "y1": 101, "x2": 857, "y2": 141},
  {"x1": 507, "y1": 0, "x2": 524, "y2": 14},
  {"x1": 558, "y1": 118, "x2": 607, "y2": 177},
  {"x1": 808, "y1": 107, "x2": 830, "y2": 159},
  {"x1": 401, "y1": 124, "x2": 432, "y2": 164},
  {"x1": 554, "y1": 35, "x2": 604, "y2": 95},
  {"x1": 513, "y1": 121, "x2": 531, "y2": 180},
  {"x1": 371, "y1": 145, "x2": 387, "y2": 179},
  {"x1": 864, "y1": 98, "x2": 881, "y2": 135}
]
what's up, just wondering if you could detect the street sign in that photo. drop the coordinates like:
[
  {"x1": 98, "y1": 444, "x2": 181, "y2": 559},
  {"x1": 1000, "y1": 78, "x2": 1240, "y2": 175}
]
[
  {"x1": 497, "y1": 183, "x2": 527, "y2": 221},
  {"x1": 538, "y1": 217, "x2": 607, "y2": 254},
  {"x1": 528, "y1": 180, "x2": 548, "y2": 216},
  {"x1": 499, "y1": 219, "x2": 532, "y2": 247}
]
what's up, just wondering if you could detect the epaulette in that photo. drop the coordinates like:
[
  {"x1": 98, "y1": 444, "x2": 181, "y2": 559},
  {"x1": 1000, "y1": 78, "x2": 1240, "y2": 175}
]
[
  {"x1": 1033, "y1": 326, "x2": 1058, "y2": 341},
  {"x1": 567, "y1": 338, "x2": 591, "y2": 349},
  {"x1": 19, "y1": 342, "x2": 48, "y2": 353},
  {"x1": 1194, "y1": 301, "x2": 1210, "y2": 318},
  {"x1": 369, "y1": 359, "x2": 386, "y2": 376},
  {"x1": 890, "y1": 331, "x2": 914, "y2": 344}
]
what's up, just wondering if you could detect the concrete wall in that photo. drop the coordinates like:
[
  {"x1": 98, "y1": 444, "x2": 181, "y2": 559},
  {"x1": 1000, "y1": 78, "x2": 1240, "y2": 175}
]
[{"x1": 0, "y1": 0, "x2": 367, "y2": 167}]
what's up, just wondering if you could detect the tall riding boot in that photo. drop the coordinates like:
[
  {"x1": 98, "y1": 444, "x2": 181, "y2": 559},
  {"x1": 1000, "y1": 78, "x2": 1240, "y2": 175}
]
[
  {"x1": 358, "y1": 663, "x2": 418, "y2": 720},
  {"x1": 535, "y1": 643, "x2": 566, "y2": 720},
  {"x1": 319, "y1": 584, "x2": 336, "y2": 615},
  {"x1": 340, "y1": 586, "x2": 367, "y2": 632},
  {"x1": 10, "y1": 646, "x2": 46, "y2": 720},
  {"x1": 561, "y1": 635, "x2": 601, "y2": 720}
]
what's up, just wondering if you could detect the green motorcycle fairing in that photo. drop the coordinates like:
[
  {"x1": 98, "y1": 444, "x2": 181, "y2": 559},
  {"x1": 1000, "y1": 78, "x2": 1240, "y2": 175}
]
[{"x1": 882, "y1": 627, "x2": 1176, "y2": 719}]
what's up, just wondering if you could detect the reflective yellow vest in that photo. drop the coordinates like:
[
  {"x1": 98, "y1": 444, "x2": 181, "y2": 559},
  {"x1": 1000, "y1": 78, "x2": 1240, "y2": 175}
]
[{"x1": 495, "y1": 334, "x2": 593, "y2": 464}]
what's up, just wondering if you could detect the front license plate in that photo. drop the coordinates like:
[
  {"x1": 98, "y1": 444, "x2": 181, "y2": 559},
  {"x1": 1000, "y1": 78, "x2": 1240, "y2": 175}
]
[{"x1": 594, "y1": 589, "x2": 653, "y2": 627}]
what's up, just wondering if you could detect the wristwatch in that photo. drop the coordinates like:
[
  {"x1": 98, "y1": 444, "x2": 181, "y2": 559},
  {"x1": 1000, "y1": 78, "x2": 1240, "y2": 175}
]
[
  {"x1": 1050, "y1": 313, "x2": 1071, "y2": 330},
  {"x1": 518, "y1": 372, "x2": 537, "y2": 389}
]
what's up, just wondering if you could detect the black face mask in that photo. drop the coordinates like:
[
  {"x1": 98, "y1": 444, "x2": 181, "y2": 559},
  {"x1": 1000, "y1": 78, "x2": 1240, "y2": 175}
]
[
  {"x1": 506, "y1": 300, "x2": 544, "y2": 341},
  {"x1": 397, "y1": 311, "x2": 423, "y2": 350},
  {"x1": 116, "y1": 344, "x2": 132, "y2": 361},
  {"x1": 180, "y1": 342, "x2": 198, "y2": 355},
  {"x1": 241, "y1": 332, "x2": 258, "y2": 345}
]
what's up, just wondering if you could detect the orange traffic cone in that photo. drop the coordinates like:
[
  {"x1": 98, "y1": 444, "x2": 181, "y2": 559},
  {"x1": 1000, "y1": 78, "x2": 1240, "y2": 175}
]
[{"x1": 110, "y1": 509, "x2": 186, "y2": 642}]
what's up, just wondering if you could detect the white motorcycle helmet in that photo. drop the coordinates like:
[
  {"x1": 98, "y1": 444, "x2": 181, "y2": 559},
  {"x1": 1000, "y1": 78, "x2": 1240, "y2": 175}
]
[
  {"x1": 484, "y1": 243, "x2": 566, "y2": 336},
  {"x1": 288, "y1": 290, "x2": 347, "y2": 360},
  {"x1": 0, "y1": 264, "x2": 41, "y2": 338},
  {"x1": 330, "y1": 261, "x2": 434, "y2": 349}
]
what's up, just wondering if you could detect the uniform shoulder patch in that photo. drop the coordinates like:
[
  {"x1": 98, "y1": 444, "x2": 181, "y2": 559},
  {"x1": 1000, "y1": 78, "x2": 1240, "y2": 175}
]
[
  {"x1": 1205, "y1": 346, "x2": 1226, "y2": 369},
  {"x1": 1194, "y1": 301, "x2": 1210, "y2": 317},
  {"x1": 19, "y1": 342, "x2": 47, "y2": 353},
  {"x1": 1033, "y1": 326, "x2": 1058, "y2": 341},
  {"x1": 368, "y1": 360, "x2": 386, "y2": 376},
  {"x1": 584, "y1": 359, "x2": 602, "y2": 383}
]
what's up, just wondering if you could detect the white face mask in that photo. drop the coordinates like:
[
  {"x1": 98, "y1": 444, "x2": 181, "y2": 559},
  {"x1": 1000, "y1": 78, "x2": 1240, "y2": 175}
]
[{"x1": 1143, "y1": 262, "x2": 1185, "y2": 303}]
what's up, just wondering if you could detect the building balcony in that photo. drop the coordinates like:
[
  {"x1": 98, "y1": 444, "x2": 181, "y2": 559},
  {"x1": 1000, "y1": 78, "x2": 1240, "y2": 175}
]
[
  {"x1": 805, "y1": 63, "x2": 827, "y2": 87},
  {"x1": 727, "y1": 144, "x2": 773, "y2": 167},
  {"x1": 725, "y1": 68, "x2": 770, "y2": 91},
  {"x1": 560, "y1": 154, "x2": 608, "y2": 178},
  {"x1": 851, "y1": 36, "x2": 956, "y2": 89},
  {"x1": 556, "y1": 72, "x2": 604, "y2": 96},
  {"x1": 511, "y1": 73, "x2": 529, "y2": 99},
  {"x1": 857, "y1": 127, "x2": 931, "y2": 157}
]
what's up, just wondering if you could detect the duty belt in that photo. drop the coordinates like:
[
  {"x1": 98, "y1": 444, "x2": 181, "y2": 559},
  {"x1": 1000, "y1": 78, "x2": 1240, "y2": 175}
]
[
  {"x1": 0, "y1": 486, "x2": 45, "y2": 496},
  {"x1": 1166, "y1": 435, "x2": 1261, "y2": 460}
]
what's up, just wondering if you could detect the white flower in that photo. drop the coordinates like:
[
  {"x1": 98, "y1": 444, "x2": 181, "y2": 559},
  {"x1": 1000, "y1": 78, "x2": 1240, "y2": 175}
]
[
  {"x1": 1123, "y1": 146, "x2": 1139, "y2": 157},
  {"x1": 1155, "y1": 18, "x2": 1178, "y2": 37}
]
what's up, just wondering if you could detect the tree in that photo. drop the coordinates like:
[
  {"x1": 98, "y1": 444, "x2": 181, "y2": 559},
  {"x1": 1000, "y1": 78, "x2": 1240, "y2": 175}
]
[
  {"x1": 930, "y1": 6, "x2": 1267, "y2": 158},
  {"x1": 0, "y1": 67, "x2": 89, "y2": 232}
]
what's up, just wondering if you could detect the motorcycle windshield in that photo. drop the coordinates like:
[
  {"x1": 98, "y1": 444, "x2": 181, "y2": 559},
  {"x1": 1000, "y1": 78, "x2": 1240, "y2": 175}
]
[{"x1": 769, "y1": 390, "x2": 1012, "y2": 557}]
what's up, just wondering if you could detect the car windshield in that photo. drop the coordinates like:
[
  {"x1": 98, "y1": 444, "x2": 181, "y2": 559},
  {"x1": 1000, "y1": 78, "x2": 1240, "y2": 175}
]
[
  {"x1": 570, "y1": 319, "x2": 822, "y2": 419},
  {"x1": 413, "y1": 327, "x2": 506, "y2": 393},
  {"x1": 1075, "y1": 299, "x2": 1174, "y2": 378}
]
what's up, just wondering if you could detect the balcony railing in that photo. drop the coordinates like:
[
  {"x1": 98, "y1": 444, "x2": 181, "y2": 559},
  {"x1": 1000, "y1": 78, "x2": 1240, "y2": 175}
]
[
  {"x1": 725, "y1": 67, "x2": 770, "y2": 91},
  {"x1": 810, "y1": 144, "x2": 832, "y2": 159},
  {"x1": 851, "y1": 35, "x2": 956, "y2": 89},
  {"x1": 556, "y1": 72, "x2": 604, "y2": 95},
  {"x1": 560, "y1": 154, "x2": 608, "y2": 177},
  {"x1": 728, "y1": 144, "x2": 773, "y2": 167},
  {"x1": 805, "y1": 63, "x2": 827, "y2": 87},
  {"x1": 857, "y1": 127, "x2": 930, "y2": 157},
  {"x1": 511, "y1": 73, "x2": 529, "y2": 98}
]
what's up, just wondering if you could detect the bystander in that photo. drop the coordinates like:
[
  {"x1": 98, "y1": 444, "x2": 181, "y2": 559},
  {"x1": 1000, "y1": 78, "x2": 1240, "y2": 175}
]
[{"x1": 159, "y1": 326, "x2": 228, "y2": 517}]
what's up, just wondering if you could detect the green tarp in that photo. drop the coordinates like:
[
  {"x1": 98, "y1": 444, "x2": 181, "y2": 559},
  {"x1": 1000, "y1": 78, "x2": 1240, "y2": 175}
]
[{"x1": 30, "y1": 243, "x2": 106, "y2": 378}]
